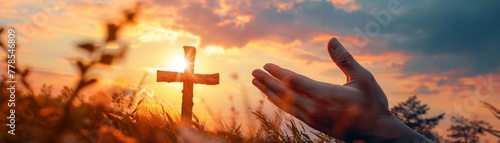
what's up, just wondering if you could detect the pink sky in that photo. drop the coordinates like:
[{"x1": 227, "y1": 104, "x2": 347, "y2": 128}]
[{"x1": 1, "y1": 0, "x2": 499, "y2": 141}]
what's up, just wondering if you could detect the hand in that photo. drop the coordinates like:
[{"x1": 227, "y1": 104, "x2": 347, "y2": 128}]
[{"x1": 252, "y1": 38, "x2": 431, "y2": 142}]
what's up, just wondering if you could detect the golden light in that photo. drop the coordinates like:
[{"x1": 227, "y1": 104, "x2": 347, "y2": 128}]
[{"x1": 169, "y1": 56, "x2": 188, "y2": 72}]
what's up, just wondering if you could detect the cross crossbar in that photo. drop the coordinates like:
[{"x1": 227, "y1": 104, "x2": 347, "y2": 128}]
[{"x1": 156, "y1": 71, "x2": 219, "y2": 85}]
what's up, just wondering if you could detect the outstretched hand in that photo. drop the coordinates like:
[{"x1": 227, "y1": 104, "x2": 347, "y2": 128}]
[{"x1": 252, "y1": 38, "x2": 431, "y2": 142}]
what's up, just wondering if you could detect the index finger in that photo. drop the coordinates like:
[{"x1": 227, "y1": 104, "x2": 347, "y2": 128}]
[{"x1": 263, "y1": 63, "x2": 344, "y2": 97}]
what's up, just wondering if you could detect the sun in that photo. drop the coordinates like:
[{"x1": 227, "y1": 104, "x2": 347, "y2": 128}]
[{"x1": 170, "y1": 57, "x2": 188, "y2": 72}]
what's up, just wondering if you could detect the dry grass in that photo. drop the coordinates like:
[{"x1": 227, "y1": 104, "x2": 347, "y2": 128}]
[{"x1": 0, "y1": 80, "x2": 343, "y2": 143}]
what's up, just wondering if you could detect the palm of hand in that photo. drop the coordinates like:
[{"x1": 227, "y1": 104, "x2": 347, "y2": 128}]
[{"x1": 252, "y1": 38, "x2": 392, "y2": 141}]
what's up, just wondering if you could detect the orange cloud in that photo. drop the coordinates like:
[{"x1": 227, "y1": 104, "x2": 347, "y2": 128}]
[{"x1": 329, "y1": 0, "x2": 360, "y2": 12}]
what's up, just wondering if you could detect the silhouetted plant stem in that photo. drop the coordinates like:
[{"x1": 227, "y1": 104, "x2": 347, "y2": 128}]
[
  {"x1": 482, "y1": 101, "x2": 500, "y2": 138},
  {"x1": 49, "y1": 4, "x2": 140, "y2": 142}
]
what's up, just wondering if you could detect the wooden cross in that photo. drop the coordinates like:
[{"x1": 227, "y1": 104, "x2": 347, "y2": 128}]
[{"x1": 156, "y1": 46, "x2": 219, "y2": 125}]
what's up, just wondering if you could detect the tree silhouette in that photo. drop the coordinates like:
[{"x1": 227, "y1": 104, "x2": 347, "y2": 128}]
[
  {"x1": 446, "y1": 115, "x2": 492, "y2": 143},
  {"x1": 391, "y1": 95, "x2": 445, "y2": 142}
]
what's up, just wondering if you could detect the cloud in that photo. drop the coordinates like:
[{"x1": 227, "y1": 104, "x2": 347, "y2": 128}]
[
  {"x1": 174, "y1": 2, "x2": 249, "y2": 48},
  {"x1": 170, "y1": 0, "x2": 369, "y2": 49},
  {"x1": 413, "y1": 84, "x2": 440, "y2": 95},
  {"x1": 381, "y1": 0, "x2": 500, "y2": 77},
  {"x1": 163, "y1": 0, "x2": 500, "y2": 79},
  {"x1": 436, "y1": 79, "x2": 446, "y2": 86},
  {"x1": 330, "y1": 0, "x2": 360, "y2": 12},
  {"x1": 8, "y1": 0, "x2": 498, "y2": 80},
  {"x1": 294, "y1": 52, "x2": 330, "y2": 65}
]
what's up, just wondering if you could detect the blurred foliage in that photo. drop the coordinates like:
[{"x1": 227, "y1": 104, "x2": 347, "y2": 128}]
[
  {"x1": 51, "y1": 4, "x2": 138, "y2": 140},
  {"x1": 482, "y1": 102, "x2": 500, "y2": 138}
]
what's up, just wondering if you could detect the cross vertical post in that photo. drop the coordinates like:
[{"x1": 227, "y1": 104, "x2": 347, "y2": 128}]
[{"x1": 181, "y1": 46, "x2": 195, "y2": 125}]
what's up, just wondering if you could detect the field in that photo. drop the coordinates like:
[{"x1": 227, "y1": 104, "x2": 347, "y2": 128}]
[{"x1": 0, "y1": 79, "x2": 343, "y2": 143}]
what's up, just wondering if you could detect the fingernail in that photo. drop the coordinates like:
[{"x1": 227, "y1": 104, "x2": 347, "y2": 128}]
[
  {"x1": 252, "y1": 78, "x2": 258, "y2": 84},
  {"x1": 252, "y1": 70, "x2": 261, "y2": 77},
  {"x1": 329, "y1": 38, "x2": 341, "y2": 50},
  {"x1": 252, "y1": 78, "x2": 262, "y2": 87},
  {"x1": 264, "y1": 63, "x2": 279, "y2": 71}
]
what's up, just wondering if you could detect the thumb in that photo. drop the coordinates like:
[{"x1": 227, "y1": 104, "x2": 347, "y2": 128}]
[{"x1": 327, "y1": 38, "x2": 370, "y2": 81}]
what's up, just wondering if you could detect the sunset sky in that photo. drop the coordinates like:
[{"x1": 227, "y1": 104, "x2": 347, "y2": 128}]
[{"x1": 1, "y1": 0, "x2": 500, "y2": 140}]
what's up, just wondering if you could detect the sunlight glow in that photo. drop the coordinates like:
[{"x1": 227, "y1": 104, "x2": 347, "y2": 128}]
[
  {"x1": 145, "y1": 55, "x2": 188, "y2": 73},
  {"x1": 170, "y1": 56, "x2": 188, "y2": 72}
]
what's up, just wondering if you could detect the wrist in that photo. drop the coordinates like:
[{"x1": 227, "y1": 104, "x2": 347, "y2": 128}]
[{"x1": 351, "y1": 115, "x2": 431, "y2": 143}]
